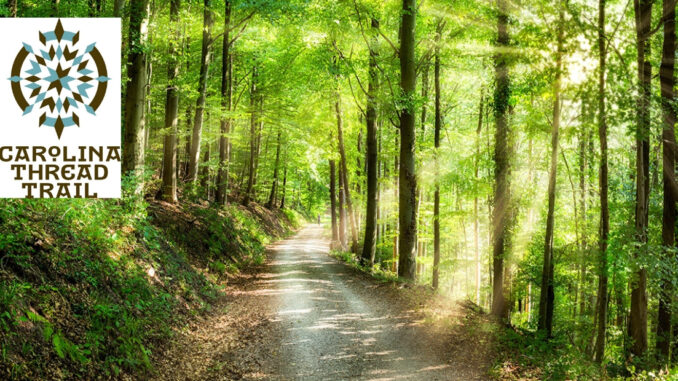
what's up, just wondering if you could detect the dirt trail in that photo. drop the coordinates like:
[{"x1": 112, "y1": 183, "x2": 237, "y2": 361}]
[{"x1": 154, "y1": 225, "x2": 491, "y2": 380}]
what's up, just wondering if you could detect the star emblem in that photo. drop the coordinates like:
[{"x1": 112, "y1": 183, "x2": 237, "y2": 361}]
[{"x1": 8, "y1": 19, "x2": 110, "y2": 138}]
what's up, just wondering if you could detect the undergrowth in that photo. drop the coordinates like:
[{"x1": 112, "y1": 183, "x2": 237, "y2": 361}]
[
  {"x1": 491, "y1": 326, "x2": 678, "y2": 380},
  {"x1": 329, "y1": 249, "x2": 400, "y2": 283},
  {"x1": 0, "y1": 179, "x2": 302, "y2": 380}
]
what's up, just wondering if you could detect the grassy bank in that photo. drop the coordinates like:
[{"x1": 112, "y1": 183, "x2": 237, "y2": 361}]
[{"x1": 0, "y1": 191, "x2": 302, "y2": 380}]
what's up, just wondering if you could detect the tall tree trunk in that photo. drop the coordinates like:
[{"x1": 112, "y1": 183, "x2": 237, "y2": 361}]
[
  {"x1": 216, "y1": 0, "x2": 233, "y2": 205},
  {"x1": 336, "y1": 90, "x2": 359, "y2": 253},
  {"x1": 267, "y1": 130, "x2": 282, "y2": 209},
  {"x1": 330, "y1": 159, "x2": 339, "y2": 246},
  {"x1": 656, "y1": 0, "x2": 677, "y2": 361},
  {"x1": 356, "y1": 130, "x2": 363, "y2": 196},
  {"x1": 200, "y1": 140, "x2": 211, "y2": 197},
  {"x1": 338, "y1": 165, "x2": 348, "y2": 250},
  {"x1": 629, "y1": 0, "x2": 652, "y2": 357},
  {"x1": 474, "y1": 87, "x2": 484, "y2": 304},
  {"x1": 243, "y1": 66, "x2": 258, "y2": 206},
  {"x1": 122, "y1": 0, "x2": 150, "y2": 193},
  {"x1": 594, "y1": 0, "x2": 610, "y2": 363},
  {"x1": 538, "y1": 4, "x2": 564, "y2": 338},
  {"x1": 252, "y1": 96, "x2": 265, "y2": 195},
  {"x1": 187, "y1": 0, "x2": 214, "y2": 182},
  {"x1": 421, "y1": 60, "x2": 429, "y2": 132},
  {"x1": 361, "y1": 18, "x2": 380, "y2": 266},
  {"x1": 397, "y1": 0, "x2": 418, "y2": 280},
  {"x1": 491, "y1": 0, "x2": 511, "y2": 319},
  {"x1": 578, "y1": 119, "x2": 589, "y2": 317},
  {"x1": 280, "y1": 164, "x2": 288, "y2": 208},
  {"x1": 159, "y1": 0, "x2": 180, "y2": 203},
  {"x1": 432, "y1": 22, "x2": 443, "y2": 289}
]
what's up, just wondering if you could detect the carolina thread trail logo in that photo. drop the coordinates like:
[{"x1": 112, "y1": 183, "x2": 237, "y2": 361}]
[
  {"x1": 8, "y1": 19, "x2": 110, "y2": 139},
  {"x1": 0, "y1": 18, "x2": 120, "y2": 199}
]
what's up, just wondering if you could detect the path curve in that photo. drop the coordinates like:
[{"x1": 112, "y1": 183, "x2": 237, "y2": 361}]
[
  {"x1": 256, "y1": 224, "x2": 477, "y2": 380},
  {"x1": 154, "y1": 224, "x2": 490, "y2": 380}
]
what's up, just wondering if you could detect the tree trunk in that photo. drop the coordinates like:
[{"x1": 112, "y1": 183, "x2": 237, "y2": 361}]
[
  {"x1": 629, "y1": 0, "x2": 652, "y2": 357},
  {"x1": 159, "y1": 0, "x2": 180, "y2": 203},
  {"x1": 252, "y1": 96, "x2": 265, "y2": 195},
  {"x1": 491, "y1": 0, "x2": 511, "y2": 319},
  {"x1": 432, "y1": 22, "x2": 443, "y2": 289},
  {"x1": 336, "y1": 90, "x2": 359, "y2": 253},
  {"x1": 243, "y1": 66, "x2": 258, "y2": 206},
  {"x1": 9, "y1": 0, "x2": 17, "y2": 16},
  {"x1": 356, "y1": 130, "x2": 363, "y2": 196},
  {"x1": 280, "y1": 164, "x2": 288, "y2": 208},
  {"x1": 338, "y1": 165, "x2": 348, "y2": 250},
  {"x1": 421, "y1": 59, "x2": 429, "y2": 133},
  {"x1": 361, "y1": 18, "x2": 380, "y2": 266},
  {"x1": 200, "y1": 140, "x2": 211, "y2": 197},
  {"x1": 267, "y1": 130, "x2": 282, "y2": 209},
  {"x1": 578, "y1": 118, "x2": 589, "y2": 317},
  {"x1": 656, "y1": 0, "x2": 676, "y2": 361},
  {"x1": 330, "y1": 159, "x2": 339, "y2": 246},
  {"x1": 114, "y1": 0, "x2": 123, "y2": 17},
  {"x1": 216, "y1": 0, "x2": 233, "y2": 206},
  {"x1": 538, "y1": 3, "x2": 564, "y2": 338},
  {"x1": 594, "y1": 0, "x2": 609, "y2": 363},
  {"x1": 187, "y1": 0, "x2": 214, "y2": 183},
  {"x1": 122, "y1": 0, "x2": 150, "y2": 193},
  {"x1": 474, "y1": 87, "x2": 484, "y2": 303},
  {"x1": 397, "y1": 0, "x2": 418, "y2": 281}
]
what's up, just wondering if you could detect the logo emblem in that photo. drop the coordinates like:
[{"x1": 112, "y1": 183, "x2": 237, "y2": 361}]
[{"x1": 8, "y1": 19, "x2": 110, "y2": 139}]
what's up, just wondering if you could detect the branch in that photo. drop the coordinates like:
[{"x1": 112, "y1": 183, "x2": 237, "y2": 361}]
[
  {"x1": 389, "y1": 116, "x2": 400, "y2": 129},
  {"x1": 374, "y1": 61, "x2": 400, "y2": 118},
  {"x1": 331, "y1": 41, "x2": 369, "y2": 97},
  {"x1": 347, "y1": 75, "x2": 367, "y2": 117},
  {"x1": 229, "y1": 11, "x2": 256, "y2": 33},
  {"x1": 377, "y1": 27, "x2": 399, "y2": 56},
  {"x1": 210, "y1": 11, "x2": 255, "y2": 46},
  {"x1": 229, "y1": 15, "x2": 253, "y2": 46},
  {"x1": 605, "y1": 0, "x2": 632, "y2": 52}
]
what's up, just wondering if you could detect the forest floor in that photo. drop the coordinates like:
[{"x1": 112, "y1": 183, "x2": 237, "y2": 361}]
[{"x1": 153, "y1": 224, "x2": 496, "y2": 380}]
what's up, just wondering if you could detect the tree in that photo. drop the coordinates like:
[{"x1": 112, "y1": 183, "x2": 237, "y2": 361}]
[
  {"x1": 122, "y1": 0, "x2": 150, "y2": 193},
  {"x1": 159, "y1": 0, "x2": 180, "y2": 203},
  {"x1": 266, "y1": 130, "x2": 282, "y2": 209},
  {"x1": 216, "y1": 0, "x2": 233, "y2": 205},
  {"x1": 330, "y1": 159, "x2": 339, "y2": 247},
  {"x1": 474, "y1": 86, "x2": 484, "y2": 303},
  {"x1": 538, "y1": 2, "x2": 564, "y2": 338},
  {"x1": 336, "y1": 87, "x2": 359, "y2": 253},
  {"x1": 397, "y1": 0, "x2": 418, "y2": 281},
  {"x1": 628, "y1": 0, "x2": 652, "y2": 357},
  {"x1": 361, "y1": 17, "x2": 380, "y2": 266},
  {"x1": 338, "y1": 165, "x2": 348, "y2": 250},
  {"x1": 187, "y1": 0, "x2": 214, "y2": 183},
  {"x1": 243, "y1": 65, "x2": 258, "y2": 206},
  {"x1": 594, "y1": 0, "x2": 609, "y2": 363},
  {"x1": 491, "y1": 0, "x2": 511, "y2": 319},
  {"x1": 656, "y1": 0, "x2": 676, "y2": 361},
  {"x1": 432, "y1": 20, "x2": 444, "y2": 289},
  {"x1": 9, "y1": 0, "x2": 17, "y2": 16}
]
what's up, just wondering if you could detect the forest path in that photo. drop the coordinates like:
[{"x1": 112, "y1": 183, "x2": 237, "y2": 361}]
[{"x1": 153, "y1": 224, "x2": 490, "y2": 380}]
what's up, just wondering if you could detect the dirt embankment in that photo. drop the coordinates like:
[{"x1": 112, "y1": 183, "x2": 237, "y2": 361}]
[{"x1": 0, "y1": 198, "x2": 299, "y2": 381}]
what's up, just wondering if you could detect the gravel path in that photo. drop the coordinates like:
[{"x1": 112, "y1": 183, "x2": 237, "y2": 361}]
[{"x1": 154, "y1": 224, "x2": 491, "y2": 381}]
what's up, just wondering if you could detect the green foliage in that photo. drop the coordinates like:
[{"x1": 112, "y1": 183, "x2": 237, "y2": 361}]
[
  {"x1": 493, "y1": 327, "x2": 602, "y2": 380},
  {"x1": 0, "y1": 186, "x2": 296, "y2": 378}
]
